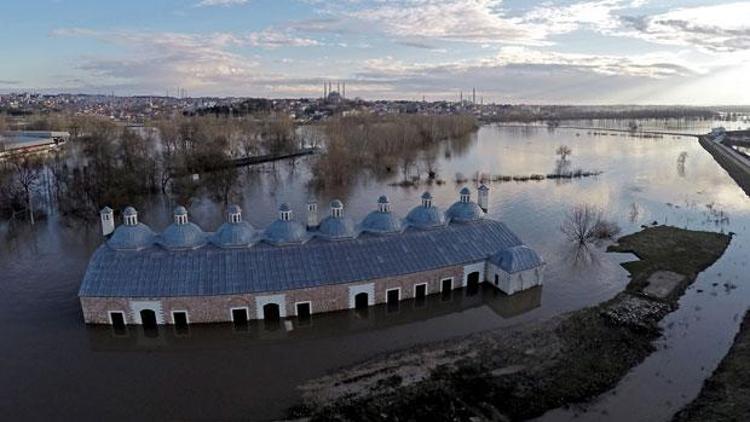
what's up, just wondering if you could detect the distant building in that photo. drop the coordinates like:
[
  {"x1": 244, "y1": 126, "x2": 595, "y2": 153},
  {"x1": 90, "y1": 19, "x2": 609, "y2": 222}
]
[
  {"x1": 0, "y1": 131, "x2": 70, "y2": 156},
  {"x1": 78, "y1": 187, "x2": 545, "y2": 328}
]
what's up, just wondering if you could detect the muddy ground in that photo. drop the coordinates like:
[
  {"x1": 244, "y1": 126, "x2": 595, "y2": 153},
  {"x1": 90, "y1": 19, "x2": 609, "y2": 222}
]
[
  {"x1": 673, "y1": 311, "x2": 750, "y2": 422},
  {"x1": 287, "y1": 226, "x2": 731, "y2": 421}
]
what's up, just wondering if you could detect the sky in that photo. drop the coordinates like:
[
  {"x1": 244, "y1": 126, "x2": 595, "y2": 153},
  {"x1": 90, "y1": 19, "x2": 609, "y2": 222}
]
[{"x1": 1, "y1": 0, "x2": 749, "y2": 104}]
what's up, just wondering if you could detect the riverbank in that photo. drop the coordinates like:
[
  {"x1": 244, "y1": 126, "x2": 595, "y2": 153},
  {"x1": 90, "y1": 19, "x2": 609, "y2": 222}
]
[
  {"x1": 288, "y1": 226, "x2": 730, "y2": 421},
  {"x1": 673, "y1": 311, "x2": 750, "y2": 421},
  {"x1": 699, "y1": 135, "x2": 750, "y2": 197}
]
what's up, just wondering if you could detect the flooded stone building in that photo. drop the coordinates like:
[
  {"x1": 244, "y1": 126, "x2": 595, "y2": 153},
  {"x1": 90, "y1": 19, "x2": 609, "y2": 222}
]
[{"x1": 79, "y1": 187, "x2": 545, "y2": 327}]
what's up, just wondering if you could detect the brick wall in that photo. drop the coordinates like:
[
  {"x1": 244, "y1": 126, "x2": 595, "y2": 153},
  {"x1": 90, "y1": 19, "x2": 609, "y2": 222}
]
[{"x1": 81, "y1": 265, "x2": 464, "y2": 325}]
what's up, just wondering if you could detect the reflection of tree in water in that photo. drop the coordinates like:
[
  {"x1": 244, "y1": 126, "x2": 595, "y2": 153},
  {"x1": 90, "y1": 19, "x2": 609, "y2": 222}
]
[
  {"x1": 677, "y1": 151, "x2": 688, "y2": 178},
  {"x1": 444, "y1": 134, "x2": 475, "y2": 159},
  {"x1": 561, "y1": 241, "x2": 602, "y2": 268}
]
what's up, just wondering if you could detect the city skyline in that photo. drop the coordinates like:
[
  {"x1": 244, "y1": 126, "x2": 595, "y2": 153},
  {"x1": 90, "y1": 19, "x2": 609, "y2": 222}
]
[{"x1": 2, "y1": 0, "x2": 750, "y2": 104}]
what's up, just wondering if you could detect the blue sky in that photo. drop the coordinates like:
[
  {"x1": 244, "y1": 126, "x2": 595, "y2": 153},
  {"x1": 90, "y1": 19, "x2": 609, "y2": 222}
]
[{"x1": 1, "y1": 0, "x2": 749, "y2": 104}]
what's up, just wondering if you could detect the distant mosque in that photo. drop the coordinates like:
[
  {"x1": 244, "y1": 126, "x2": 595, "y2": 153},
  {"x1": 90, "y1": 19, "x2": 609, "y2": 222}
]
[{"x1": 79, "y1": 186, "x2": 544, "y2": 328}]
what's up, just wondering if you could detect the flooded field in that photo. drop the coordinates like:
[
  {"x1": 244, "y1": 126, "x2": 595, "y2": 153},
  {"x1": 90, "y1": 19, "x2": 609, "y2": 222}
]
[{"x1": 1, "y1": 121, "x2": 748, "y2": 420}]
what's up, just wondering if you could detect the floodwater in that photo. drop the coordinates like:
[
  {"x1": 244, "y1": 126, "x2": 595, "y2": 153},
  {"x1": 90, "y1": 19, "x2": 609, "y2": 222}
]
[{"x1": 1, "y1": 120, "x2": 749, "y2": 421}]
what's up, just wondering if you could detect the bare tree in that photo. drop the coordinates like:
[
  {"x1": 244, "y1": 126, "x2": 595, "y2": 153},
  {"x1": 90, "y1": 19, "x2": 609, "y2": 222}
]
[
  {"x1": 561, "y1": 204, "x2": 620, "y2": 245},
  {"x1": 556, "y1": 145, "x2": 572, "y2": 161},
  {"x1": 8, "y1": 154, "x2": 44, "y2": 225}
]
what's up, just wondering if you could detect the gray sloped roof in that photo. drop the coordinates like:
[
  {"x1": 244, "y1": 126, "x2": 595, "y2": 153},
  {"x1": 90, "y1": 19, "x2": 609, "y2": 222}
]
[
  {"x1": 489, "y1": 245, "x2": 544, "y2": 273},
  {"x1": 79, "y1": 219, "x2": 535, "y2": 298}
]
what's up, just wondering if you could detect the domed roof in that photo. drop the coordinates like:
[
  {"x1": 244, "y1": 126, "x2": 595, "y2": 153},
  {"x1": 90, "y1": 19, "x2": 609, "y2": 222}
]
[
  {"x1": 108, "y1": 223, "x2": 156, "y2": 251},
  {"x1": 279, "y1": 203, "x2": 292, "y2": 212},
  {"x1": 174, "y1": 206, "x2": 188, "y2": 216},
  {"x1": 361, "y1": 211, "x2": 402, "y2": 234},
  {"x1": 377, "y1": 195, "x2": 389, "y2": 204},
  {"x1": 317, "y1": 216, "x2": 356, "y2": 239},
  {"x1": 123, "y1": 206, "x2": 137, "y2": 216},
  {"x1": 264, "y1": 219, "x2": 306, "y2": 244},
  {"x1": 406, "y1": 192, "x2": 445, "y2": 229},
  {"x1": 331, "y1": 199, "x2": 343, "y2": 208},
  {"x1": 406, "y1": 206, "x2": 445, "y2": 228},
  {"x1": 490, "y1": 245, "x2": 544, "y2": 273},
  {"x1": 159, "y1": 222, "x2": 207, "y2": 250},
  {"x1": 460, "y1": 187, "x2": 471, "y2": 195},
  {"x1": 212, "y1": 221, "x2": 255, "y2": 248},
  {"x1": 446, "y1": 201, "x2": 485, "y2": 222}
]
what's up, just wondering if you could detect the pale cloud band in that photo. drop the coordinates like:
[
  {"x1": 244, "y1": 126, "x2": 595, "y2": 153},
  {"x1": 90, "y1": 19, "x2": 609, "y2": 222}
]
[{"x1": 34, "y1": 1, "x2": 750, "y2": 103}]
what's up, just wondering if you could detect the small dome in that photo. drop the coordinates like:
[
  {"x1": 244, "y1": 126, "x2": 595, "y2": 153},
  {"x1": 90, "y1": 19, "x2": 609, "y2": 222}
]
[
  {"x1": 264, "y1": 219, "x2": 306, "y2": 244},
  {"x1": 212, "y1": 221, "x2": 255, "y2": 248},
  {"x1": 317, "y1": 216, "x2": 356, "y2": 239},
  {"x1": 490, "y1": 245, "x2": 544, "y2": 273},
  {"x1": 159, "y1": 221, "x2": 207, "y2": 250},
  {"x1": 279, "y1": 203, "x2": 291, "y2": 212},
  {"x1": 361, "y1": 211, "x2": 402, "y2": 234},
  {"x1": 174, "y1": 206, "x2": 188, "y2": 216},
  {"x1": 108, "y1": 223, "x2": 156, "y2": 251},
  {"x1": 227, "y1": 204, "x2": 242, "y2": 215},
  {"x1": 377, "y1": 195, "x2": 389, "y2": 204},
  {"x1": 123, "y1": 206, "x2": 137, "y2": 217},
  {"x1": 460, "y1": 187, "x2": 471, "y2": 195},
  {"x1": 317, "y1": 199, "x2": 355, "y2": 239},
  {"x1": 406, "y1": 193, "x2": 445, "y2": 228},
  {"x1": 446, "y1": 201, "x2": 484, "y2": 222}
]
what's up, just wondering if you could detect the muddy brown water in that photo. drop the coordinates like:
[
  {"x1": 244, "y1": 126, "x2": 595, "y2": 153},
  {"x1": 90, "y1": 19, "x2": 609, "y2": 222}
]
[{"x1": 1, "y1": 120, "x2": 748, "y2": 420}]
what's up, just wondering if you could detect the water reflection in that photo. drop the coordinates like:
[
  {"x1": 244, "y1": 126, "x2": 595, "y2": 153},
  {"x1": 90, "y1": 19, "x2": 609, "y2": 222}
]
[
  {"x1": 3, "y1": 120, "x2": 750, "y2": 421},
  {"x1": 86, "y1": 285, "x2": 542, "y2": 351}
]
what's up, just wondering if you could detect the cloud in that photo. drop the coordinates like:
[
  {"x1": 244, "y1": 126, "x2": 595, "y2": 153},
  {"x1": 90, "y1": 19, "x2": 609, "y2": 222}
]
[
  {"x1": 344, "y1": 0, "x2": 541, "y2": 45},
  {"x1": 0, "y1": 80, "x2": 21, "y2": 85},
  {"x1": 618, "y1": 2, "x2": 750, "y2": 53},
  {"x1": 196, "y1": 0, "x2": 248, "y2": 7}
]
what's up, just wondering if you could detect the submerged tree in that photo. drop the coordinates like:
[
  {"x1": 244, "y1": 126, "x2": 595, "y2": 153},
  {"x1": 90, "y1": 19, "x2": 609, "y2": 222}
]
[
  {"x1": 6, "y1": 154, "x2": 44, "y2": 225},
  {"x1": 561, "y1": 204, "x2": 621, "y2": 245}
]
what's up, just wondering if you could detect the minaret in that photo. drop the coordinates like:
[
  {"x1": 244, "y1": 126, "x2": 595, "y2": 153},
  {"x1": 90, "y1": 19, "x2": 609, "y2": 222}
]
[
  {"x1": 478, "y1": 184, "x2": 489, "y2": 212},
  {"x1": 100, "y1": 206, "x2": 114, "y2": 236},
  {"x1": 306, "y1": 199, "x2": 318, "y2": 229}
]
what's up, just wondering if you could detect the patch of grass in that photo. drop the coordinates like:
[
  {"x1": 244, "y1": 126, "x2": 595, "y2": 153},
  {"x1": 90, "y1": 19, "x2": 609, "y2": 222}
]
[{"x1": 608, "y1": 225, "x2": 731, "y2": 295}]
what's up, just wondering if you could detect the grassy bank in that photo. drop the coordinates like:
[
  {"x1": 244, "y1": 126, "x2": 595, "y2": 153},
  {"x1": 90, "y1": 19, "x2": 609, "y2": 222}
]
[
  {"x1": 289, "y1": 226, "x2": 730, "y2": 421},
  {"x1": 673, "y1": 311, "x2": 750, "y2": 422}
]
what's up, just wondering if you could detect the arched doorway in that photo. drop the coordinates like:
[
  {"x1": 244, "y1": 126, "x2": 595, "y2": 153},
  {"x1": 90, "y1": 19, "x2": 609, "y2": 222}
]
[
  {"x1": 467, "y1": 272, "x2": 480, "y2": 296},
  {"x1": 354, "y1": 292, "x2": 369, "y2": 310},
  {"x1": 263, "y1": 303, "x2": 281, "y2": 330},
  {"x1": 140, "y1": 309, "x2": 157, "y2": 327},
  {"x1": 140, "y1": 309, "x2": 158, "y2": 338}
]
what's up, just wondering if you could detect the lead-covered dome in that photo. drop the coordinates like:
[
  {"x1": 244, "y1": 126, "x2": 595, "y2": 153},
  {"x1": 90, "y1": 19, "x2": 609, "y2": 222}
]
[
  {"x1": 406, "y1": 192, "x2": 446, "y2": 229},
  {"x1": 317, "y1": 199, "x2": 356, "y2": 239},
  {"x1": 446, "y1": 187, "x2": 485, "y2": 223},
  {"x1": 361, "y1": 195, "x2": 402, "y2": 234},
  {"x1": 108, "y1": 207, "x2": 156, "y2": 251},
  {"x1": 158, "y1": 206, "x2": 207, "y2": 250},
  {"x1": 212, "y1": 205, "x2": 256, "y2": 248},
  {"x1": 264, "y1": 203, "x2": 306, "y2": 245},
  {"x1": 490, "y1": 245, "x2": 544, "y2": 273}
]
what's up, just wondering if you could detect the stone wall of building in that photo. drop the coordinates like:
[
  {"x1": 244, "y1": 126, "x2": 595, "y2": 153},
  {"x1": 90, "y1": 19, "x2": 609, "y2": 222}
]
[{"x1": 81, "y1": 265, "x2": 465, "y2": 325}]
